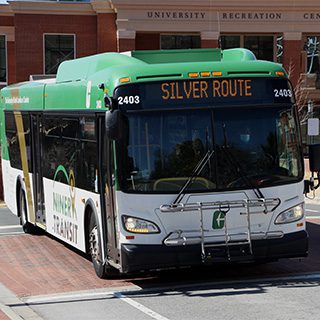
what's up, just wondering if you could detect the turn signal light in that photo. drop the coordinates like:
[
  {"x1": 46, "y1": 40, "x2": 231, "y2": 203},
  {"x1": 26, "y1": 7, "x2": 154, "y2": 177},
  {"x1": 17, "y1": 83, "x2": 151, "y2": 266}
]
[
  {"x1": 188, "y1": 72, "x2": 199, "y2": 78},
  {"x1": 276, "y1": 71, "x2": 285, "y2": 77},
  {"x1": 119, "y1": 77, "x2": 131, "y2": 83}
]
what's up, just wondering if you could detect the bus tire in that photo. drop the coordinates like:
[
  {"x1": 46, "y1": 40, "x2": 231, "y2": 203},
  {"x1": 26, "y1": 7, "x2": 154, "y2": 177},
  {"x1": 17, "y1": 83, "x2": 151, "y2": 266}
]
[
  {"x1": 88, "y1": 213, "x2": 118, "y2": 279},
  {"x1": 19, "y1": 188, "x2": 36, "y2": 234}
]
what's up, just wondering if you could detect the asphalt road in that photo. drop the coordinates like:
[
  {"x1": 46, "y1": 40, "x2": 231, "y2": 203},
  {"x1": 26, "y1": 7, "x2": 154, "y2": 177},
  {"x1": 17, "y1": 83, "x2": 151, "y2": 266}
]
[
  {"x1": 16, "y1": 274, "x2": 320, "y2": 320},
  {"x1": 0, "y1": 205, "x2": 23, "y2": 236}
]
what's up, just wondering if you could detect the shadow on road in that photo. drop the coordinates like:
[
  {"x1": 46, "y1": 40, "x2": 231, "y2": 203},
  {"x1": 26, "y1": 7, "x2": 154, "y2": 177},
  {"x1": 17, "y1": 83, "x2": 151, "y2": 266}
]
[{"x1": 128, "y1": 221, "x2": 320, "y2": 289}]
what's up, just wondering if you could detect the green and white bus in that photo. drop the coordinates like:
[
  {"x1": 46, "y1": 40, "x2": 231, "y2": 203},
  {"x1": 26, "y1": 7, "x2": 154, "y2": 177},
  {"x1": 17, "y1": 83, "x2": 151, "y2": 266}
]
[{"x1": 0, "y1": 48, "x2": 308, "y2": 278}]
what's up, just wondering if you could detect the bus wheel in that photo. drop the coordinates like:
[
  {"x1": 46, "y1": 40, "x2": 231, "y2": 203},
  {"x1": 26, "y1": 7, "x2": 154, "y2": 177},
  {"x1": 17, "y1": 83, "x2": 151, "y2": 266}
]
[
  {"x1": 88, "y1": 214, "x2": 118, "y2": 278},
  {"x1": 19, "y1": 189, "x2": 36, "y2": 234}
]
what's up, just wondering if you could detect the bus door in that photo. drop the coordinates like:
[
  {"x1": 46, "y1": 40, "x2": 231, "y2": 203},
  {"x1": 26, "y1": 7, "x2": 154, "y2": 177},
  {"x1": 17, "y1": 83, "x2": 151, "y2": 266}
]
[
  {"x1": 98, "y1": 116, "x2": 118, "y2": 265},
  {"x1": 31, "y1": 114, "x2": 46, "y2": 225}
]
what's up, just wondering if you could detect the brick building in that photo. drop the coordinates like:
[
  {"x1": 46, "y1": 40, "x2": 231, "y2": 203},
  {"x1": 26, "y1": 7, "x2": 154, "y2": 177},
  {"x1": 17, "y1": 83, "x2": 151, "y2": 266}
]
[
  {"x1": 1, "y1": 0, "x2": 320, "y2": 137},
  {"x1": 1, "y1": 0, "x2": 320, "y2": 86}
]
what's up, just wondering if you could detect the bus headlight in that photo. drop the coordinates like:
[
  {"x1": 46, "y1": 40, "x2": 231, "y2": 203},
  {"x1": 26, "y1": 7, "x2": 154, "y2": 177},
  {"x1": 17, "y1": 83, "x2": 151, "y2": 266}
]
[
  {"x1": 275, "y1": 203, "x2": 304, "y2": 224},
  {"x1": 122, "y1": 215, "x2": 160, "y2": 234}
]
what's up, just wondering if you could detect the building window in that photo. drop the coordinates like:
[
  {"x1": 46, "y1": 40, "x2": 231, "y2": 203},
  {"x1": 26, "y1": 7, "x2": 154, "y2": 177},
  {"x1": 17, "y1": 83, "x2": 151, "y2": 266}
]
[
  {"x1": 0, "y1": 35, "x2": 6, "y2": 84},
  {"x1": 304, "y1": 36, "x2": 320, "y2": 74},
  {"x1": 220, "y1": 35, "x2": 240, "y2": 49},
  {"x1": 244, "y1": 36, "x2": 274, "y2": 61},
  {"x1": 160, "y1": 34, "x2": 201, "y2": 50},
  {"x1": 220, "y1": 34, "x2": 278, "y2": 62},
  {"x1": 44, "y1": 34, "x2": 75, "y2": 75}
]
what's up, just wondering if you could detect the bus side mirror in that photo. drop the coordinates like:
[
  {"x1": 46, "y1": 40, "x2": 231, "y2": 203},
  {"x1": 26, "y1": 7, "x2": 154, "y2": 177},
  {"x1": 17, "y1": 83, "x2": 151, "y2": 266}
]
[
  {"x1": 104, "y1": 95, "x2": 113, "y2": 108},
  {"x1": 105, "y1": 110, "x2": 123, "y2": 140},
  {"x1": 309, "y1": 144, "x2": 320, "y2": 172},
  {"x1": 98, "y1": 83, "x2": 113, "y2": 108}
]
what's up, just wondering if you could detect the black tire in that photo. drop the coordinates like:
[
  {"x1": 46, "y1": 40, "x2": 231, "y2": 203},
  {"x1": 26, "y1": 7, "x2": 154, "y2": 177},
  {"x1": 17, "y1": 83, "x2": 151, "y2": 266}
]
[
  {"x1": 88, "y1": 212, "x2": 119, "y2": 279},
  {"x1": 19, "y1": 188, "x2": 36, "y2": 234}
]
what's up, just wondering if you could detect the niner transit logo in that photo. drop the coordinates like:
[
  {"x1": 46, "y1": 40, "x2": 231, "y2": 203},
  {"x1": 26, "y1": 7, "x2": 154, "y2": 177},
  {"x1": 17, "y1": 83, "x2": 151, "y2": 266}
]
[{"x1": 52, "y1": 165, "x2": 78, "y2": 244}]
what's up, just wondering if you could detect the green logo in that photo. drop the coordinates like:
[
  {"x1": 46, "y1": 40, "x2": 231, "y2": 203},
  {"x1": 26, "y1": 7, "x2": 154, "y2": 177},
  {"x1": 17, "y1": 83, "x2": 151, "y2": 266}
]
[
  {"x1": 212, "y1": 210, "x2": 225, "y2": 229},
  {"x1": 53, "y1": 165, "x2": 76, "y2": 219}
]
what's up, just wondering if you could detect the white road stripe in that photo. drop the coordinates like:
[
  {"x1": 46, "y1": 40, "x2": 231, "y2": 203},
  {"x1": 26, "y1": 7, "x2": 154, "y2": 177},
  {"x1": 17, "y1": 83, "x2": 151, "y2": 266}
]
[
  {"x1": 306, "y1": 209, "x2": 318, "y2": 213},
  {"x1": 114, "y1": 292, "x2": 170, "y2": 320},
  {"x1": 306, "y1": 216, "x2": 320, "y2": 219},
  {"x1": 0, "y1": 225, "x2": 22, "y2": 230}
]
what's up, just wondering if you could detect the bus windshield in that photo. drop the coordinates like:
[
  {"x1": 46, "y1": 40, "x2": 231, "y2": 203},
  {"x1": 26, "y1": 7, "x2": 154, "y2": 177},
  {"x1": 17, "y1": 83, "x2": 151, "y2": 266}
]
[{"x1": 117, "y1": 106, "x2": 303, "y2": 193}]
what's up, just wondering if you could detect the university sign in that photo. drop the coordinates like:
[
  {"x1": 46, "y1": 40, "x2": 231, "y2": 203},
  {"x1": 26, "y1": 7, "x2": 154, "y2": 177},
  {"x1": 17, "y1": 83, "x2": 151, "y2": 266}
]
[
  {"x1": 141, "y1": 11, "x2": 320, "y2": 23},
  {"x1": 221, "y1": 12, "x2": 282, "y2": 20},
  {"x1": 303, "y1": 13, "x2": 320, "y2": 20},
  {"x1": 147, "y1": 11, "x2": 206, "y2": 20}
]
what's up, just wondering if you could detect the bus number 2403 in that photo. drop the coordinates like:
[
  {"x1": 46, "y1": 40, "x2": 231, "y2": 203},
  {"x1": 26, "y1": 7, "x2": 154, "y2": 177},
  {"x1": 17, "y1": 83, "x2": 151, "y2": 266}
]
[
  {"x1": 274, "y1": 89, "x2": 292, "y2": 98},
  {"x1": 117, "y1": 96, "x2": 140, "y2": 105}
]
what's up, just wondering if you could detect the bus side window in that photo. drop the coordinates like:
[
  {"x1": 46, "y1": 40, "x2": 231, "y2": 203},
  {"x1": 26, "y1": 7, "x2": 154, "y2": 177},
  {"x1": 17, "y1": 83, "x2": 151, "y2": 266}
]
[
  {"x1": 22, "y1": 113, "x2": 32, "y2": 172},
  {"x1": 43, "y1": 117, "x2": 62, "y2": 181},
  {"x1": 79, "y1": 117, "x2": 97, "y2": 192},
  {"x1": 5, "y1": 112, "x2": 22, "y2": 170},
  {"x1": 80, "y1": 140, "x2": 97, "y2": 192},
  {"x1": 61, "y1": 118, "x2": 80, "y2": 179}
]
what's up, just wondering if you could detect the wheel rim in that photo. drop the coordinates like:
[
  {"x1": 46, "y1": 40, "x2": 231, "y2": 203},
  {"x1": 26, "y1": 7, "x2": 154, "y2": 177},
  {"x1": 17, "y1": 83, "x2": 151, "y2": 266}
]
[{"x1": 89, "y1": 226, "x2": 102, "y2": 264}]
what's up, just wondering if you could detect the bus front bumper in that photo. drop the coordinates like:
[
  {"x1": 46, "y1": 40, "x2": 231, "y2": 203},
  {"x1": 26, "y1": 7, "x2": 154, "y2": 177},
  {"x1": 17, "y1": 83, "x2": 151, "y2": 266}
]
[{"x1": 120, "y1": 230, "x2": 308, "y2": 273}]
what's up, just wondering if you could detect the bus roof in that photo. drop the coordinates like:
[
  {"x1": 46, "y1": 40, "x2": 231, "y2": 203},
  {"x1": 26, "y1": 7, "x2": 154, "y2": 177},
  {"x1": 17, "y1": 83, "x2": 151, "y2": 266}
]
[
  {"x1": 55, "y1": 48, "x2": 280, "y2": 84},
  {"x1": 1, "y1": 48, "x2": 287, "y2": 111}
]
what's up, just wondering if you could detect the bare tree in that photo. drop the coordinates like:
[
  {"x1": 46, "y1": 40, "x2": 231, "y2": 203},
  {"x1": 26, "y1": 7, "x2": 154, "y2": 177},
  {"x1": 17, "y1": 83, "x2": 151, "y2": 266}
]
[{"x1": 287, "y1": 59, "x2": 310, "y2": 125}]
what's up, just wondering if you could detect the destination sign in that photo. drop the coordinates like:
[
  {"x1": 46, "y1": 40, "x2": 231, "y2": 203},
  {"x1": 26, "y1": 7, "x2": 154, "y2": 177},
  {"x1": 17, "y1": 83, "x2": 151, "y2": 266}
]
[
  {"x1": 161, "y1": 79, "x2": 253, "y2": 100},
  {"x1": 114, "y1": 78, "x2": 294, "y2": 111}
]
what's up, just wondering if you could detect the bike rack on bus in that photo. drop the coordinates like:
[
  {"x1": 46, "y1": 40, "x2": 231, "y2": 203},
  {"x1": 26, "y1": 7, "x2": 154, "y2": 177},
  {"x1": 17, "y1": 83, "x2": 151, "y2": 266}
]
[{"x1": 160, "y1": 198, "x2": 280, "y2": 262}]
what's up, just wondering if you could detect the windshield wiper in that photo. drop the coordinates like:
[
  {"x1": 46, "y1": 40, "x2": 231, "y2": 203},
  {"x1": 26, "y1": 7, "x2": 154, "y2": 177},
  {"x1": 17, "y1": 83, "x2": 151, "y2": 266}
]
[{"x1": 172, "y1": 149, "x2": 214, "y2": 205}]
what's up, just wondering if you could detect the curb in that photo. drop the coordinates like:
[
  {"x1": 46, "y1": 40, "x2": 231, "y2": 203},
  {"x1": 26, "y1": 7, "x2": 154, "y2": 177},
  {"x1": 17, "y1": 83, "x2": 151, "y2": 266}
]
[{"x1": 0, "y1": 285, "x2": 44, "y2": 320}]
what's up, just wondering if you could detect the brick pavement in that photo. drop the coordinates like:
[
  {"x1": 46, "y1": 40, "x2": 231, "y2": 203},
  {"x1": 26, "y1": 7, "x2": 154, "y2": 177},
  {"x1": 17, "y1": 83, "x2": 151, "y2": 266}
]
[
  {"x1": 0, "y1": 310, "x2": 10, "y2": 320},
  {"x1": 0, "y1": 219, "x2": 319, "y2": 299},
  {"x1": 0, "y1": 234, "x2": 133, "y2": 298}
]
